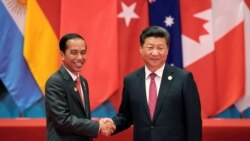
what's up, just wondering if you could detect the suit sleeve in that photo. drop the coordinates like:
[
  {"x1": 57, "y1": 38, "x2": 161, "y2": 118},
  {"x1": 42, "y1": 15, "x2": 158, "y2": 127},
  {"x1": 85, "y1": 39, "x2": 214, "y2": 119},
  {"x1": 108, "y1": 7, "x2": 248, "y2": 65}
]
[
  {"x1": 112, "y1": 77, "x2": 133, "y2": 133},
  {"x1": 45, "y1": 76, "x2": 99, "y2": 137},
  {"x1": 183, "y1": 72, "x2": 202, "y2": 141}
]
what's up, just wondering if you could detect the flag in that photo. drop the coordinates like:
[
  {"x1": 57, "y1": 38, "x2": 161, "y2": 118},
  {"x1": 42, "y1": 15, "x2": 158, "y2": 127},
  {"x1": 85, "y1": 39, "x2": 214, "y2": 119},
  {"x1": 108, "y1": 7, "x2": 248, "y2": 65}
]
[
  {"x1": 1, "y1": 0, "x2": 249, "y2": 118},
  {"x1": 110, "y1": 0, "x2": 149, "y2": 110},
  {"x1": 0, "y1": 0, "x2": 43, "y2": 113},
  {"x1": 181, "y1": 0, "x2": 245, "y2": 117},
  {"x1": 24, "y1": 0, "x2": 60, "y2": 95},
  {"x1": 235, "y1": 0, "x2": 250, "y2": 116},
  {"x1": 0, "y1": 81, "x2": 19, "y2": 117},
  {"x1": 60, "y1": 0, "x2": 119, "y2": 110},
  {"x1": 148, "y1": 0, "x2": 183, "y2": 68}
]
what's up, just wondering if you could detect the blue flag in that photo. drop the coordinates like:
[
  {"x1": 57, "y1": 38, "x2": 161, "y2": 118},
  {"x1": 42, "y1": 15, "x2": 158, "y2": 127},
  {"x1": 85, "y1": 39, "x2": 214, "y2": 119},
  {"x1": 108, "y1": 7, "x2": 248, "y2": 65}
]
[
  {"x1": 0, "y1": 0, "x2": 43, "y2": 114},
  {"x1": 148, "y1": 0, "x2": 183, "y2": 68}
]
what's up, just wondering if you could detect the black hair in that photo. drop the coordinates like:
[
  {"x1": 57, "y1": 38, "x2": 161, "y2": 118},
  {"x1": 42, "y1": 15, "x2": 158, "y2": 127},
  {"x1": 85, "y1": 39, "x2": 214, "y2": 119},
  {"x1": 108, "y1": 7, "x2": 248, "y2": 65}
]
[
  {"x1": 59, "y1": 33, "x2": 85, "y2": 53},
  {"x1": 140, "y1": 26, "x2": 170, "y2": 46}
]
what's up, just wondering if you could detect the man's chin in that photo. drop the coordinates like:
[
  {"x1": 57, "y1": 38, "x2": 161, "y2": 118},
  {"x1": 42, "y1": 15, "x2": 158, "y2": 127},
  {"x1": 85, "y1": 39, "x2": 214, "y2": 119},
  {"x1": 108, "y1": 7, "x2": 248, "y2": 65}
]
[{"x1": 74, "y1": 67, "x2": 82, "y2": 72}]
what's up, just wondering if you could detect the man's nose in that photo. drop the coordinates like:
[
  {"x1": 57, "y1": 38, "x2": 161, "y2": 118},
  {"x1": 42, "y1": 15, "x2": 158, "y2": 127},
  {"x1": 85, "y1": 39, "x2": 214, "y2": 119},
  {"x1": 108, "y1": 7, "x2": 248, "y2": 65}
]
[
  {"x1": 76, "y1": 53, "x2": 85, "y2": 59},
  {"x1": 151, "y1": 49, "x2": 160, "y2": 56}
]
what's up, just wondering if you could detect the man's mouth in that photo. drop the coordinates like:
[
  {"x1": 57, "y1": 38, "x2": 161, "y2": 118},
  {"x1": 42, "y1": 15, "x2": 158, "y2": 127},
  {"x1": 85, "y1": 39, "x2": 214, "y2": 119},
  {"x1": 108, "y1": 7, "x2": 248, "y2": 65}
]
[{"x1": 75, "y1": 62, "x2": 82, "y2": 67}]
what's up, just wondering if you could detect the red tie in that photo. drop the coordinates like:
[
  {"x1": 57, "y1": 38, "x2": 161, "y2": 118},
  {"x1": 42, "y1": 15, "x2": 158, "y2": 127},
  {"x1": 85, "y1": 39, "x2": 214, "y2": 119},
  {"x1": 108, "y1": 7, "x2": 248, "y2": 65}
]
[
  {"x1": 149, "y1": 73, "x2": 157, "y2": 120},
  {"x1": 75, "y1": 77, "x2": 84, "y2": 105}
]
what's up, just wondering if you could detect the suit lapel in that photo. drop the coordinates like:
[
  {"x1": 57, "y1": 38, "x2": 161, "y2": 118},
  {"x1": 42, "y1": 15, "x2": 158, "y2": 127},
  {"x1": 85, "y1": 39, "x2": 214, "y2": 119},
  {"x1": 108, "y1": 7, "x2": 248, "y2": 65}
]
[
  {"x1": 79, "y1": 77, "x2": 90, "y2": 118},
  {"x1": 153, "y1": 65, "x2": 174, "y2": 121},
  {"x1": 137, "y1": 67, "x2": 152, "y2": 121},
  {"x1": 60, "y1": 66, "x2": 87, "y2": 116}
]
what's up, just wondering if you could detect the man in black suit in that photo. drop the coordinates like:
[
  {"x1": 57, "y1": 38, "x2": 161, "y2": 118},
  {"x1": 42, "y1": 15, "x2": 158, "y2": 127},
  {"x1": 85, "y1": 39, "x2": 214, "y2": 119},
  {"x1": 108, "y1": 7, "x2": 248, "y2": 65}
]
[
  {"x1": 103, "y1": 26, "x2": 202, "y2": 141},
  {"x1": 45, "y1": 33, "x2": 112, "y2": 141}
]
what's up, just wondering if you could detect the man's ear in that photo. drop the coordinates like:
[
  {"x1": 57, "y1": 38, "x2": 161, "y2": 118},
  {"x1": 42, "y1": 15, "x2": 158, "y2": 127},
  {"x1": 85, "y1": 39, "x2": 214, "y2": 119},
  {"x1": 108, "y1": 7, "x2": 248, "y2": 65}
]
[
  {"x1": 139, "y1": 46, "x2": 143, "y2": 55},
  {"x1": 60, "y1": 51, "x2": 65, "y2": 61}
]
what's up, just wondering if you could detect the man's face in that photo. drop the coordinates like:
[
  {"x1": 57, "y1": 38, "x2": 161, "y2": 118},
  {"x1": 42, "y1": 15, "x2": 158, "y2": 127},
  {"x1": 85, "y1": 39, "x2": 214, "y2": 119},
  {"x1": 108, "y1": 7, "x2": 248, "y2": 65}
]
[
  {"x1": 61, "y1": 38, "x2": 86, "y2": 75},
  {"x1": 140, "y1": 37, "x2": 168, "y2": 72}
]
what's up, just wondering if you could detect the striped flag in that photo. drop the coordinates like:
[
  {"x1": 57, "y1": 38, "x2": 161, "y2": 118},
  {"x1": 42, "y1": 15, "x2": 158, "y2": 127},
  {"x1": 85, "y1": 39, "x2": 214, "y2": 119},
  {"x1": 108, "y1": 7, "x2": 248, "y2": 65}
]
[
  {"x1": 0, "y1": 0, "x2": 43, "y2": 113},
  {"x1": 1, "y1": 0, "x2": 249, "y2": 118},
  {"x1": 24, "y1": 0, "x2": 60, "y2": 95}
]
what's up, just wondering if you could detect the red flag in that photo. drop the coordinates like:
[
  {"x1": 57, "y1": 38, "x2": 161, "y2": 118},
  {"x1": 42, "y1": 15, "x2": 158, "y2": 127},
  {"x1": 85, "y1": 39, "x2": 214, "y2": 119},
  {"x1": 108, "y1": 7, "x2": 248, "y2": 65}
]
[
  {"x1": 181, "y1": 0, "x2": 245, "y2": 117},
  {"x1": 235, "y1": 0, "x2": 250, "y2": 113},
  {"x1": 110, "y1": 0, "x2": 149, "y2": 109},
  {"x1": 60, "y1": 0, "x2": 119, "y2": 110}
]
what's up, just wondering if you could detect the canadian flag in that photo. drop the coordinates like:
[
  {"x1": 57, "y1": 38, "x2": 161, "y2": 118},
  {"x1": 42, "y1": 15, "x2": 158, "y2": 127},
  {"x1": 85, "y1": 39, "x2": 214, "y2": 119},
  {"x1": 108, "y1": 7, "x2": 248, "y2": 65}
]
[
  {"x1": 181, "y1": 0, "x2": 249, "y2": 117},
  {"x1": 235, "y1": 0, "x2": 250, "y2": 113}
]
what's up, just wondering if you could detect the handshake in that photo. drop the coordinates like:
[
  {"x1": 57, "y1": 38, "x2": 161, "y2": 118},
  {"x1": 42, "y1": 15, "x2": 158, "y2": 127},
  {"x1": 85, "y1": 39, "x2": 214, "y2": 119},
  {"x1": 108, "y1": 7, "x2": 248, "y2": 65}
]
[{"x1": 99, "y1": 118, "x2": 116, "y2": 136}]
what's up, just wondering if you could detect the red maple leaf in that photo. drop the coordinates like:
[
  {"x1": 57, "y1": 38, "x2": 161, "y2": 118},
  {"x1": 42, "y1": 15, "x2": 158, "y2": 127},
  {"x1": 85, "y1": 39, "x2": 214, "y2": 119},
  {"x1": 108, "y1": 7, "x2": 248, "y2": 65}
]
[
  {"x1": 180, "y1": 0, "x2": 211, "y2": 43},
  {"x1": 245, "y1": 0, "x2": 250, "y2": 9}
]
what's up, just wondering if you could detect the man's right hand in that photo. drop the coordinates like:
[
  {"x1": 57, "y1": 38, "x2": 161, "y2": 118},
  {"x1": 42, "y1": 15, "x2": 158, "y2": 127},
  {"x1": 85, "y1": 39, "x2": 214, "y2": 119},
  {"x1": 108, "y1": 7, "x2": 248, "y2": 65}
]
[{"x1": 99, "y1": 118, "x2": 116, "y2": 136}]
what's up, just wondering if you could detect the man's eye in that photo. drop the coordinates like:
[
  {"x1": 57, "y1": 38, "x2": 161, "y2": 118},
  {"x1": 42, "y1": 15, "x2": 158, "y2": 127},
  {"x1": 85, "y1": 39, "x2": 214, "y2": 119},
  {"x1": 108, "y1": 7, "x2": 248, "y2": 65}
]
[
  {"x1": 81, "y1": 52, "x2": 86, "y2": 55},
  {"x1": 157, "y1": 47, "x2": 163, "y2": 51},
  {"x1": 71, "y1": 52, "x2": 77, "y2": 55},
  {"x1": 147, "y1": 47, "x2": 154, "y2": 50}
]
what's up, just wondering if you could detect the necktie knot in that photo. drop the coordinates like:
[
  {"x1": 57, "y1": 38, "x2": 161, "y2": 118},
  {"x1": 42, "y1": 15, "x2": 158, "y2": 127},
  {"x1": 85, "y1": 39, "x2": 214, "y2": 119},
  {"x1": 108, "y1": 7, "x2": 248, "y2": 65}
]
[
  {"x1": 150, "y1": 73, "x2": 157, "y2": 80},
  {"x1": 75, "y1": 77, "x2": 80, "y2": 85},
  {"x1": 75, "y1": 77, "x2": 84, "y2": 105}
]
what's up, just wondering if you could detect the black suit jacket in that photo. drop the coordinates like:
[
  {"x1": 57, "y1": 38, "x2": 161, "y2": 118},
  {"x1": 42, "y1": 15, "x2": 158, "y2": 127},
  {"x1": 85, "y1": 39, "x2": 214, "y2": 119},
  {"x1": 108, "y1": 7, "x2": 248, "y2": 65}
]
[
  {"x1": 113, "y1": 64, "x2": 202, "y2": 141},
  {"x1": 45, "y1": 66, "x2": 99, "y2": 141}
]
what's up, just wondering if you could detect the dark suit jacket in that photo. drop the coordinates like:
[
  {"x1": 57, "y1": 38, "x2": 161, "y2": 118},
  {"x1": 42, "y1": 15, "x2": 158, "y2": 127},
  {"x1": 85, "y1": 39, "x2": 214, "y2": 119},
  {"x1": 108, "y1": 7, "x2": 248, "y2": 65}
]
[
  {"x1": 113, "y1": 64, "x2": 202, "y2": 141},
  {"x1": 45, "y1": 66, "x2": 99, "y2": 141}
]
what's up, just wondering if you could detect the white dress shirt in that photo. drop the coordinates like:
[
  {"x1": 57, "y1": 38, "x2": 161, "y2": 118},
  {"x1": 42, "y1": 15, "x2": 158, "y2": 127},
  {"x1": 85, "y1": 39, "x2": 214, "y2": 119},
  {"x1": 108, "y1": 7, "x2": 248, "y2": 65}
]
[
  {"x1": 144, "y1": 64, "x2": 165, "y2": 103},
  {"x1": 63, "y1": 66, "x2": 84, "y2": 102}
]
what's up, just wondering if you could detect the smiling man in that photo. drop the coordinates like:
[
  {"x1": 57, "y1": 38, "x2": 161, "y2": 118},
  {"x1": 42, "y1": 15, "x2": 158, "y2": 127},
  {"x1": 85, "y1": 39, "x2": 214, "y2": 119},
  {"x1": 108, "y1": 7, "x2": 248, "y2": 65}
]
[
  {"x1": 102, "y1": 26, "x2": 202, "y2": 141},
  {"x1": 45, "y1": 33, "x2": 111, "y2": 141}
]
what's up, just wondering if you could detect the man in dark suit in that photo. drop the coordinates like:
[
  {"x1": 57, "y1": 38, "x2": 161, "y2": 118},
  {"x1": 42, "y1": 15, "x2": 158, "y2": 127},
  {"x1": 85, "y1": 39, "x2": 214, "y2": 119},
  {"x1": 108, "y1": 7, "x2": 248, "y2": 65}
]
[
  {"x1": 45, "y1": 33, "x2": 112, "y2": 141},
  {"x1": 103, "y1": 26, "x2": 202, "y2": 141}
]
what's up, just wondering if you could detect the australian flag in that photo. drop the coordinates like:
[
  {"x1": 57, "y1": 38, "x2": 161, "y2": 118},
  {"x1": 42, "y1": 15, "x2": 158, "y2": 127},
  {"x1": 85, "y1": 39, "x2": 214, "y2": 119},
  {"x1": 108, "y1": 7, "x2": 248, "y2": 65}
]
[{"x1": 148, "y1": 0, "x2": 183, "y2": 68}]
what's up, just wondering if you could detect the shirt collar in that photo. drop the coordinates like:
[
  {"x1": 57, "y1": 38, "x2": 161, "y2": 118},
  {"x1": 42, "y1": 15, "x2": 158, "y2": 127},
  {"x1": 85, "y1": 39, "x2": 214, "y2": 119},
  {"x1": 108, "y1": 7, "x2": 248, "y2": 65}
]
[
  {"x1": 145, "y1": 64, "x2": 165, "y2": 79},
  {"x1": 63, "y1": 65, "x2": 79, "y2": 81}
]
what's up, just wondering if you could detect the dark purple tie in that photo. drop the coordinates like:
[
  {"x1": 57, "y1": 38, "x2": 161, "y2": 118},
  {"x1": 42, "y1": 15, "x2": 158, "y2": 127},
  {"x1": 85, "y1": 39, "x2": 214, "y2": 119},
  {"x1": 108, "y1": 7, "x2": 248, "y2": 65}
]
[{"x1": 149, "y1": 73, "x2": 157, "y2": 120}]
